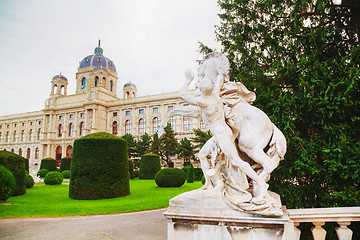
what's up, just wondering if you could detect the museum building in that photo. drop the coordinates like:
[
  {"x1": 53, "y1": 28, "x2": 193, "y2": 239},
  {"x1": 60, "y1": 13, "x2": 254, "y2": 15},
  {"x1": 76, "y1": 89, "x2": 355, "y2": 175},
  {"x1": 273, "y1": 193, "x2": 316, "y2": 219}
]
[{"x1": 0, "y1": 43, "x2": 206, "y2": 171}]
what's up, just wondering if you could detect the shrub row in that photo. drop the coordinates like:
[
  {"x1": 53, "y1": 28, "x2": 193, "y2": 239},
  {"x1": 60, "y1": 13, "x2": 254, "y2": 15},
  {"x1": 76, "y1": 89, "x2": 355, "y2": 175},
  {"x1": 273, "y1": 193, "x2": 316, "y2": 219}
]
[
  {"x1": 0, "y1": 165, "x2": 16, "y2": 200},
  {"x1": 40, "y1": 158, "x2": 57, "y2": 172}
]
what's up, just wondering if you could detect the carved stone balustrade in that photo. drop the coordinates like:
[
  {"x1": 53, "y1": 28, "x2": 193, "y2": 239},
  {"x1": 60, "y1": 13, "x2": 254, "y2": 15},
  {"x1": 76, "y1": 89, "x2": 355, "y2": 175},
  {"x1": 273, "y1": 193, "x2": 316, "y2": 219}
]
[{"x1": 285, "y1": 207, "x2": 360, "y2": 240}]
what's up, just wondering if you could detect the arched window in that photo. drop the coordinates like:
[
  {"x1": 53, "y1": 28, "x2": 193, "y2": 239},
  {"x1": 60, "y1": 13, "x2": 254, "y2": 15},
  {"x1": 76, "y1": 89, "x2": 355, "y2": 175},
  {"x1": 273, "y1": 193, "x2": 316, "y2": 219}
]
[
  {"x1": 125, "y1": 120, "x2": 131, "y2": 134},
  {"x1": 79, "y1": 122, "x2": 84, "y2": 136},
  {"x1": 81, "y1": 77, "x2": 86, "y2": 89},
  {"x1": 26, "y1": 148, "x2": 31, "y2": 158},
  {"x1": 103, "y1": 77, "x2": 106, "y2": 86},
  {"x1": 168, "y1": 117, "x2": 176, "y2": 131},
  {"x1": 37, "y1": 128, "x2": 41, "y2": 140},
  {"x1": 53, "y1": 85, "x2": 58, "y2": 94},
  {"x1": 19, "y1": 148, "x2": 22, "y2": 156},
  {"x1": 68, "y1": 123, "x2": 73, "y2": 137},
  {"x1": 35, "y1": 148, "x2": 39, "y2": 159},
  {"x1": 21, "y1": 130, "x2": 25, "y2": 142},
  {"x1": 56, "y1": 146, "x2": 62, "y2": 166},
  {"x1": 61, "y1": 86, "x2": 65, "y2": 95},
  {"x1": 13, "y1": 131, "x2": 17, "y2": 142},
  {"x1": 29, "y1": 129, "x2": 33, "y2": 141},
  {"x1": 5, "y1": 131, "x2": 9, "y2": 142},
  {"x1": 0, "y1": 132, "x2": 2, "y2": 143},
  {"x1": 138, "y1": 118, "x2": 145, "y2": 135},
  {"x1": 153, "y1": 117, "x2": 159, "y2": 133},
  {"x1": 183, "y1": 117, "x2": 192, "y2": 131},
  {"x1": 66, "y1": 145, "x2": 73, "y2": 157},
  {"x1": 110, "y1": 80, "x2": 113, "y2": 92},
  {"x1": 95, "y1": 76, "x2": 99, "y2": 87},
  {"x1": 112, "y1": 121, "x2": 118, "y2": 135},
  {"x1": 200, "y1": 120, "x2": 207, "y2": 129},
  {"x1": 11, "y1": 149, "x2": 14, "y2": 153},
  {"x1": 58, "y1": 124, "x2": 63, "y2": 137}
]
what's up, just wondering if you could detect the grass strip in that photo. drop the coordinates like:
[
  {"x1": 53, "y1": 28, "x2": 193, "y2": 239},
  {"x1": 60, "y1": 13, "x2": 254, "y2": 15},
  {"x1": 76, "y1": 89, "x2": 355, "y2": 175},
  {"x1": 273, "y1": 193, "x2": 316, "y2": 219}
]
[{"x1": 0, "y1": 179, "x2": 202, "y2": 218}]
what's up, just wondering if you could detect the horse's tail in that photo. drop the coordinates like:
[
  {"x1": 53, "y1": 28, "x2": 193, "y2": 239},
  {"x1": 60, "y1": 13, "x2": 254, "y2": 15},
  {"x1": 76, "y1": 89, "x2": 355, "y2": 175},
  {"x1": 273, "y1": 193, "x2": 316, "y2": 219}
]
[{"x1": 266, "y1": 124, "x2": 287, "y2": 166}]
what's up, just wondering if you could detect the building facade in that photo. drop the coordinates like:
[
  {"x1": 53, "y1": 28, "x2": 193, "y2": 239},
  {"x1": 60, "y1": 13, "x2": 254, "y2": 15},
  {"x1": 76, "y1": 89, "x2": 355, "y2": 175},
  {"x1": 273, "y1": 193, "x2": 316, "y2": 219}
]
[{"x1": 0, "y1": 43, "x2": 206, "y2": 171}]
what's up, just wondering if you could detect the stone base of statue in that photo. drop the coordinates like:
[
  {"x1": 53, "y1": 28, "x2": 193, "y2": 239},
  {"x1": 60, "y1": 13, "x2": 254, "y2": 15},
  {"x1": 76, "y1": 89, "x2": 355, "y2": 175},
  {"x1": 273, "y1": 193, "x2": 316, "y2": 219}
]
[{"x1": 164, "y1": 189, "x2": 289, "y2": 240}]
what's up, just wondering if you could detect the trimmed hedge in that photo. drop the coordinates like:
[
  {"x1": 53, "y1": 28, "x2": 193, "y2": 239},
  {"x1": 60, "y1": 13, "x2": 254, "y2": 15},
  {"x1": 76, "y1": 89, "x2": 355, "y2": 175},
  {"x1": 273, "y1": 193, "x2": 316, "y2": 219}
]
[
  {"x1": 155, "y1": 168, "x2": 187, "y2": 187},
  {"x1": 128, "y1": 159, "x2": 134, "y2": 179},
  {"x1": 26, "y1": 175, "x2": 35, "y2": 188},
  {"x1": 37, "y1": 169, "x2": 49, "y2": 178},
  {"x1": 187, "y1": 163, "x2": 195, "y2": 183},
  {"x1": 69, "y1": 132, "x2": 130, "y2": 200},
  {"x1": 194, "y1": 168, "x2": 204, "y2": 181},
  {"x1": 60, "y1": 157, "x2": 71, "y2": 172},
  {"x1": 0, "y1": 150, "x2": 27, "y2": 196},
  {"x1": 40, "y1": 158, "x2": 57, "y2": 172},
  {"x1": 134, "y1": 170, "x2": 140, "y2": 178},
  {"x1": 61, "y1": 170, "x2": 71, "y2": 179},
  {"x1": 139, "y1": 153, "x2": 161, "y2": 179},
  {"x1": 44, "y1": 171, "x2": 63, "y2": 185},
  {"x1": 0, "y1": 165, "x2": 16, "y2": 200}
]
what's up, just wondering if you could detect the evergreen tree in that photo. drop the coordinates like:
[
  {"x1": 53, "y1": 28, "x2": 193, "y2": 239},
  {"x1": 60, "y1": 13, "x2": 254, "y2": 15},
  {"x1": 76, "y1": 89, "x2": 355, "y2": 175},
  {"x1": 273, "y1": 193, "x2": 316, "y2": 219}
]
[
  {"x1": 187, "y1": 163, "x2": 195, "y2": 183},
  {"x1": 177, "y1": 137, "x2": 195, "y2": 166},
  {"x1": 121, "y1": 134, "x2": 137, "y2": 159},
  {"x1": 136, "y1": 133, "x2": 152, "y2": 157},
  {"x1": 159, "y1": 124, "x2": 178, "y2": 167},
  {"x1": 209, "y1": 0, "x2": 360, "y2": 209},
  {"x1": 191, "y1": 128, "x2": 212, "y2": 153},
  {"x1": 151, "y1": 132, "x2": 161, "y2": 155}
]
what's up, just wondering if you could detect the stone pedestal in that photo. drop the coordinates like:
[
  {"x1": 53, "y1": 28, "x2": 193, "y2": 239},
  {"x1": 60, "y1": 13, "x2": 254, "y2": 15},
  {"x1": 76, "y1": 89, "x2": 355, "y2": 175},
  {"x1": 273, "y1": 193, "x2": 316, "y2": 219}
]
[{"x1": 164, "y1": 189, "x2": 289, "y2": 240}]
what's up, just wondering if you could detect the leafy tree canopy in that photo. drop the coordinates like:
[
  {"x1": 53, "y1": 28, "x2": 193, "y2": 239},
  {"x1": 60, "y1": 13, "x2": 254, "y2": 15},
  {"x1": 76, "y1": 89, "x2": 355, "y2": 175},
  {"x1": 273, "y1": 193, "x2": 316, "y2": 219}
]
[{"x1": 206, "y1": 0, "x2": 360, "y2": 208}]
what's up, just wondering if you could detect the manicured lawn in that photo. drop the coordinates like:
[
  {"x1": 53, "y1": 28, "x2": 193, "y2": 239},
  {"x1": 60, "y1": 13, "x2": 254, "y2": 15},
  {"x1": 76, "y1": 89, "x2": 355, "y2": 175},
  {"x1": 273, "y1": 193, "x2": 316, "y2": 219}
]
[{"x1": 0, "y1": 179, "x2": 202, "y2": 218}]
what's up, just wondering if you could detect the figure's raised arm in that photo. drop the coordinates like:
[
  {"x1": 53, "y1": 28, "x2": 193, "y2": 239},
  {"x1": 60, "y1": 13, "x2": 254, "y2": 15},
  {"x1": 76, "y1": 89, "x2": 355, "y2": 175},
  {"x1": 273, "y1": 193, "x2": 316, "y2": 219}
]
[{"x1": 180, "y1": 69, "x2": 205, "y2": 106}]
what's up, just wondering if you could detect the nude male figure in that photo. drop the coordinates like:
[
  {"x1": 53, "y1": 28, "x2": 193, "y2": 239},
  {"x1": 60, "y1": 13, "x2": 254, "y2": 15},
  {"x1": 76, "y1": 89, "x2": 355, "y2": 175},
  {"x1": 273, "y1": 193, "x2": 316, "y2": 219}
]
[{"x1": 179, "y1": 54, "x2": 268, "y2": 202}]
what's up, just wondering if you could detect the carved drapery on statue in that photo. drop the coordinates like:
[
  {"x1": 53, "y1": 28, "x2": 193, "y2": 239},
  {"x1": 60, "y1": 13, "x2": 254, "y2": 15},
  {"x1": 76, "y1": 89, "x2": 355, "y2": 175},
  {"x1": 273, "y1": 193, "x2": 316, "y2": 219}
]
[{"x1": 159, "y1": 52, "x2": 287, "y2": 217}]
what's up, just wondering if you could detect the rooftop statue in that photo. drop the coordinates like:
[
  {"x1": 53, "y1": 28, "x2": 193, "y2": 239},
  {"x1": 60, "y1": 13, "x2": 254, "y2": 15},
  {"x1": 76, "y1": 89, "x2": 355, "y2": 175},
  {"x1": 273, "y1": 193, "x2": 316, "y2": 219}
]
[{"x1": 159, "y1": 52, "x2": 286, "y2": 217}]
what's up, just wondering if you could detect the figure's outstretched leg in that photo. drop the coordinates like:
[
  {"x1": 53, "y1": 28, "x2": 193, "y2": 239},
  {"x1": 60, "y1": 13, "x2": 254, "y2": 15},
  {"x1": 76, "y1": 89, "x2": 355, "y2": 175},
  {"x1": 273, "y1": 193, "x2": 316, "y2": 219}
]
[{"x1": 216, "y1": 135, "x2": 268, "y2": 203}]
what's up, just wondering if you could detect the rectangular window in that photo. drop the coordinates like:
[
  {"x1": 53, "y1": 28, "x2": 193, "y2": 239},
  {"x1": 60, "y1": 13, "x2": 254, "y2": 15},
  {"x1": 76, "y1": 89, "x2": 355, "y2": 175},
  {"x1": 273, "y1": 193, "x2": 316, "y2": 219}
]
[
  {"x1": 139, "y1": 109, "x2": 144, "y2": 114},
  {"x1": 153, "y1": 107, "x2": 158, "y2": 113},
  {"x1": 113, "y1": 112, "x2": 118, "y2": 117},
  {"x1": 168, "y1": 106, "x2": 174, "y2": 111},
  {"x1": 126, "y1": 111, "x2": 131, "y2": 116},
  {"x1": 80, "y1": 113, "x2": 85, "y2": 118},
  {"x1": 183, "y1": 104, "x2": 189, "y2": 106}
]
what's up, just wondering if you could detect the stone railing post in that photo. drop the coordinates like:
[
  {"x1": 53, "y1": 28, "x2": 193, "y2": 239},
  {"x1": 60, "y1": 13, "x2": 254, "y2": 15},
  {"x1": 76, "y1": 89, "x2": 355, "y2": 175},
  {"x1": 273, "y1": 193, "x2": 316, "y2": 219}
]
[
  {"x1": 335, "y1": 221, "x2": 353, "y2": 240},
  {"x1": 311, "y1": 222, "x2": 326, "y2": 240}
]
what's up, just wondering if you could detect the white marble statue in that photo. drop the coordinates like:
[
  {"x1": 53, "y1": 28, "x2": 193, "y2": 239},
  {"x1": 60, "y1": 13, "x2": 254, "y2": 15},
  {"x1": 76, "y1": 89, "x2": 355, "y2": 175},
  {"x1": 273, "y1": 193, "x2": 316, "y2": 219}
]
[{"x1": 159, "y1": 52, "x2": 287, "y2": 217}]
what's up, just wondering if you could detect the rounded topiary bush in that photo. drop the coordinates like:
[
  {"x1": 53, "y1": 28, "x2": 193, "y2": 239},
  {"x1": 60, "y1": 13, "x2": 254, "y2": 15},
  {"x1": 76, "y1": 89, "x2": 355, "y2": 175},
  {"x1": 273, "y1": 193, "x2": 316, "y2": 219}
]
[
  {"x1": 0, "y1": 150, "x2": 26, "y2": 196},
  {"x1": 139, "y1": 153, "x2": 161, "y2": 179},
  {"x1": 69, "y1": 132, "x2": 130, "y2": 200},
  {"x1": 26, "y1": 175, "x2": 35, "y2": 188},
  {"x1": 44, "y1": 171, "x2": 63, "y2": 185},
  {"x1": 0, "y1": 165, "x2": 16, "y2": 200},
  {"x1": 60, "y1": 157, "x2": 71, "y2": 172},
  {"x1": 40, "y1": 158, "x2": 57, "y2": 172},
  {"x1": 155, "y1": 168, "x2": 187, "y2": 187},
  {"x1": 37, "y1": 169, "x2": 49, "y2": 178},
  {"x1": 61, "y1": 170, "x2": 71, "y2": 179}
]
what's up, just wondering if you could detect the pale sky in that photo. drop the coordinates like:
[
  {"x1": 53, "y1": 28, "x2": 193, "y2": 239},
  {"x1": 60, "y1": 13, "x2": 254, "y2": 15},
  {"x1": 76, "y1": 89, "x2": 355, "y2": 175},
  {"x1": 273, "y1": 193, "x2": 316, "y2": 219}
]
[{"x1": 0, "y1": 0, "x2": 221, "y2": 116}]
